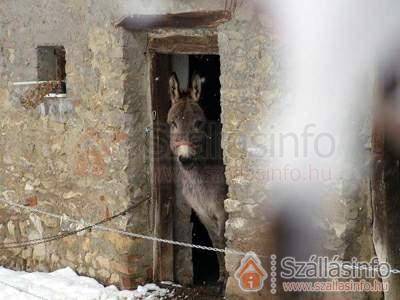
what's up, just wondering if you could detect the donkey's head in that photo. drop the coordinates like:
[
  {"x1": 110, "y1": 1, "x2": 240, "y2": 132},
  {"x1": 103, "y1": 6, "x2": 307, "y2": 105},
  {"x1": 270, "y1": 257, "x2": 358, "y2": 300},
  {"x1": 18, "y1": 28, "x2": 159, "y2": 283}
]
[{"x1": 167, "y1": 73, "x2": 206, "y2": 167}]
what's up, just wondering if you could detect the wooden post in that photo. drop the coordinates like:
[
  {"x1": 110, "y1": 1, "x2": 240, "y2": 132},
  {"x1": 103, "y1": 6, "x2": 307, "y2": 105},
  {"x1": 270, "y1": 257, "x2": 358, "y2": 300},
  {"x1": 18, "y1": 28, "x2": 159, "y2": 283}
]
[{"x1": 371, "y1": 78, "x2": 400, "y2": 299}]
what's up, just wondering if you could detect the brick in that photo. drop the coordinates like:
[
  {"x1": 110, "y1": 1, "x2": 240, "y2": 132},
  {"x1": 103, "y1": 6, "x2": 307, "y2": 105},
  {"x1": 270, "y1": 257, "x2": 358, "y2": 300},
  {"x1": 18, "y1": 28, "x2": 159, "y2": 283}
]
[
  {"x1": 119, "y1": 275, "x2": 136, "y2": 290},
  {"x1": 24, "y1": 195, "x2": 38, "y2": 207},
  {"x1": 113, "y1": 131, "x2": 128, "y2": 143},
  {"x1": 111, "y1": 261, "x2": 136, "y2": 275}
]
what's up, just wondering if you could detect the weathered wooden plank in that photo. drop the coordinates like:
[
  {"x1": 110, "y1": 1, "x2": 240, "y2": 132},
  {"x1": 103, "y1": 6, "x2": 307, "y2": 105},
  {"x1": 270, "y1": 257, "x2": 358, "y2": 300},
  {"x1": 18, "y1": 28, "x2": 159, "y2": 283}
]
[
  {"x1": 116, "y1": 10, "x2": 231, "y2": 31},
  {"x1": 150, "y1": 53, "x2": 175, "y2": 282},
  {"x1": 148, "y1": 35, "x2": 218, "y2": 54},
  {"x1": 371, "y1": 79, "x2": 400, "y2": 299}
]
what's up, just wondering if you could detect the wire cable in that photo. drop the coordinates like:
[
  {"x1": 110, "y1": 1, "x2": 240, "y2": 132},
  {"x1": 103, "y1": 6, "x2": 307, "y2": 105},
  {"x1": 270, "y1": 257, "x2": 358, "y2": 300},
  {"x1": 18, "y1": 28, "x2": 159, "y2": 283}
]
[{"x1": 0, "y1": 199, "x2": 147, "y2": 249}]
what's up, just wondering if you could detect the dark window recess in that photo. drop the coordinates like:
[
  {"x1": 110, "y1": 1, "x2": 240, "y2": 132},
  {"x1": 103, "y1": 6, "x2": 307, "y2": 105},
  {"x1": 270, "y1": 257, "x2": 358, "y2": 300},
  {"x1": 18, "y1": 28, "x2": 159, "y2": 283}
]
[{"x1": 37, "y1": 46, "x2": 66, "y2": 94}]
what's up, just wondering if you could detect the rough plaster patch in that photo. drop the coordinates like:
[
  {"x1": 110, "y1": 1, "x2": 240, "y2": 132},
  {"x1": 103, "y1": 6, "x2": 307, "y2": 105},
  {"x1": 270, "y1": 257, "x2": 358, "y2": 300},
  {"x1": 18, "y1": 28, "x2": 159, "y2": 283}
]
[
  {"x1": 332, "y1": 222, "x2": 347, "y2": 238},
  {"x1": 29, "y1": 214, "x2": 44, "y2": 237},
  {"x1": 227, "y1": 217, "x2": 247, "y2": 230},
  {"x1": 0, "y1": 89, "x2": 10, "y2": 108},
  {"x1": 63, "y1": 191, "x2": 82, "y2": 199}
]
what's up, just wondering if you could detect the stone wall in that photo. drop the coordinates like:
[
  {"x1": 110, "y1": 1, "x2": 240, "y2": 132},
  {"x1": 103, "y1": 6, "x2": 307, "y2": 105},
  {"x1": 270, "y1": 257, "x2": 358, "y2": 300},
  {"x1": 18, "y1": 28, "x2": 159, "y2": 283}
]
[
  {"x1": 0, "y1": 0, "x2": 154, "y2": 288},
  {"x1": 219, "y1": 4, "x2": 282, "y2": 299},
  {"x1": 218, "y1": 2, "x2": 377, "y2": 299}
]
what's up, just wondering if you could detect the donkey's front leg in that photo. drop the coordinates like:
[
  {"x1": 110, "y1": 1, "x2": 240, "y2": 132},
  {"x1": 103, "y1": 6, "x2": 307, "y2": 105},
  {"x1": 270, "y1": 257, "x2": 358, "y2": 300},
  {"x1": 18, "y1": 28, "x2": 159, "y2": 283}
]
[
  {"x1": 216, "y1": 247, "x2": 226, "y2": 284},
  {"x1": 199, "y1": 214, "x2": 226, "y2": 284},
  {"x1": 216, "y1": 214, "x2": 227, "y2": 284},
  {"x1": 209, "y1": 229, "x2": 226, "y2": 284}
]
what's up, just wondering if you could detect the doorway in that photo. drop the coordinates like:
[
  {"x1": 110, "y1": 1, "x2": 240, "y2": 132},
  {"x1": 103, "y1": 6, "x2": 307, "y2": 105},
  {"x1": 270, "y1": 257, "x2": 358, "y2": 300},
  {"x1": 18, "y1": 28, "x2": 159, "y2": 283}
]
[{"x1": 150, "y1": 46, "x2": 225, "y2": 285}]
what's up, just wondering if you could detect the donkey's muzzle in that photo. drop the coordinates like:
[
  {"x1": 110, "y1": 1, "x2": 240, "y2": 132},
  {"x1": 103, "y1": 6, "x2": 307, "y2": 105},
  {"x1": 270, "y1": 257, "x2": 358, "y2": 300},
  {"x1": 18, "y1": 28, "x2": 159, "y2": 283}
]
[{"x1": 178, "y1": 155, "x2": 193, "y2": 166}]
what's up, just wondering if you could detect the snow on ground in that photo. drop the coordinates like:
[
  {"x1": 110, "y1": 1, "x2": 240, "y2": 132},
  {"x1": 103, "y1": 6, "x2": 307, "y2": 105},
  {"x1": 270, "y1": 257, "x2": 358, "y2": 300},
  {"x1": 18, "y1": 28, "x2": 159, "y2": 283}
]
[{"x1": 0, "y1": 267, "x2": 174, "y2": 300}]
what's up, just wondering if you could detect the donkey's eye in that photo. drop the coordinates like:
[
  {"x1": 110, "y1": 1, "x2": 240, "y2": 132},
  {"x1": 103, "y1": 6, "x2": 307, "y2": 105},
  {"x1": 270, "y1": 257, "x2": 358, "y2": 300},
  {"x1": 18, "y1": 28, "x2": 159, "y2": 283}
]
[
  {"x1": 194, "y1": 120, "x2": 204, "y2": 128},
  {"x1": 171, "y1": 121, "x2": 177, "y2": 128}
]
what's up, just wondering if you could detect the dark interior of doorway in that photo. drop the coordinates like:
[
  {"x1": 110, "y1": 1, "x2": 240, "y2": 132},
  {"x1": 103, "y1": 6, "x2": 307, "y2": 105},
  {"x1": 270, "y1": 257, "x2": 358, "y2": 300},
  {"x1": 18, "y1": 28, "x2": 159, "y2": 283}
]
[
  {"x1": 169, "y1": 54, "x2": 222, "y2": 285},
  {"x1": 189, "y1": 55, "x2": 222, "y2": 285},
  {"x1": 152, "y1": 52, "x2": 223, "y2": 285}
]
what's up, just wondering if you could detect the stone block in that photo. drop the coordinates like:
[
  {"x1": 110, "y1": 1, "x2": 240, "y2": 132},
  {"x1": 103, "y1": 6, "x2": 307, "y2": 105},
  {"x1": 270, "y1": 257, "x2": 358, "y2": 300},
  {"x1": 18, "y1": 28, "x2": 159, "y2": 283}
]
[{"x1": 96, "y1": 255, "x2": 110, "y2": 269}]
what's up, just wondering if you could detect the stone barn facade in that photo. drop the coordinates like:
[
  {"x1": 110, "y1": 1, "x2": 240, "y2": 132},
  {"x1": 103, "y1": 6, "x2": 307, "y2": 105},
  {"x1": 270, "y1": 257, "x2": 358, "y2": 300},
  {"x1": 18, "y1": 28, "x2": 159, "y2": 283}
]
[{"x1": 0, "y1": 1, "x2": 384, "y2": 300}]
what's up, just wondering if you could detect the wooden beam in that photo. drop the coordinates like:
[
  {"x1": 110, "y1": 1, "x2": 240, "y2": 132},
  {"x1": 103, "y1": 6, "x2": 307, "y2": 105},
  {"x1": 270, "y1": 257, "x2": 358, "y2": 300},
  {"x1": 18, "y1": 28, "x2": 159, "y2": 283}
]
[
  {"x1": 150, "y1": 53, "x2": 175, "y2": 281},
  {"x1": 148, "y1": 35, "x2": 218, "y2": 55},
  {"x1": 116, "y1": 10, "x2": 231, "y2": 31}
]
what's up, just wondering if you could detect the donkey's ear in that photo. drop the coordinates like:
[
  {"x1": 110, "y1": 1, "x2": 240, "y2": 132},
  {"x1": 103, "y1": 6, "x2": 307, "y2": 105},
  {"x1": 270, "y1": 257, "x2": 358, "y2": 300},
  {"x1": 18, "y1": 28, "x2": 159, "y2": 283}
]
[
  {"x1": 191, "y1": 73, "x2": 203, "y2": 102},
  {"x1": 169, "y1": 73, "x2": 180, "y2": 104}
]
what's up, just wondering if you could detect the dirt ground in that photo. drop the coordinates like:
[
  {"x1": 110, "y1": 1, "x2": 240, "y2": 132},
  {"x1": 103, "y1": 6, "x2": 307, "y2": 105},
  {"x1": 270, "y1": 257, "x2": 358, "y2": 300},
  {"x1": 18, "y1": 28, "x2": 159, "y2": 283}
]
[{"x1": 158, "y1": 283, "x2": 224, "y2": 299}]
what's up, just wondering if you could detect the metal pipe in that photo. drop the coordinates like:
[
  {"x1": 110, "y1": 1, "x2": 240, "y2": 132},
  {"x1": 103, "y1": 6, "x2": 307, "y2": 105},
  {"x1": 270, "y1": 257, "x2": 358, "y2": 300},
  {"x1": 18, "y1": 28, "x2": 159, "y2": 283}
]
[{"x1": 12, "y1": 80, "x2": 65, "y2": 86}]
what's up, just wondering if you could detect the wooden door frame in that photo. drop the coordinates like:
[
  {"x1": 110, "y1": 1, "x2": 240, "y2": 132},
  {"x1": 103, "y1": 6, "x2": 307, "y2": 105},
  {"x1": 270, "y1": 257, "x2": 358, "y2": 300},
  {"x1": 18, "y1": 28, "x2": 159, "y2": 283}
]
[
  {"x1": 371, "y1": 78, "x2": 400, "y2": 299},
  {"x1": 149, "y1": 34, "x2": 219, "y2": 282}
]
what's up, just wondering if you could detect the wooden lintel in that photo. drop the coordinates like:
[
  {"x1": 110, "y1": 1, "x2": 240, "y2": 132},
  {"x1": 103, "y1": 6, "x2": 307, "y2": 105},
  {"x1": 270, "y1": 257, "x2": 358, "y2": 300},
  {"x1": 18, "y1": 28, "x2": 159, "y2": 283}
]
[
  {"x1": 116, "y1": 10, "x2": 231, "y2": 31},
  {"x1": 148, "y1": 35, "x2": 218, "y2": 54}
]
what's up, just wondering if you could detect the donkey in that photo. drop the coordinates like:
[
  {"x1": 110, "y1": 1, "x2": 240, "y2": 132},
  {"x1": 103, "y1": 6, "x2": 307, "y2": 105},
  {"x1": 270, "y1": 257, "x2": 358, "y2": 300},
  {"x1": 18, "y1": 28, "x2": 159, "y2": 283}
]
[{"x1": 167, "y1": 73, "x2": 227, "y2": 283}]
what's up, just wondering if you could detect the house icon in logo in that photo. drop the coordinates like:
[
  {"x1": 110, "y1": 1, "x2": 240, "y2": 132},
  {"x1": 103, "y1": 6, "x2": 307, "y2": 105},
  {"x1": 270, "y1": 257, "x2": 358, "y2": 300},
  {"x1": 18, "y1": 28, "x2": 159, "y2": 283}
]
[{"x1": 234, "y1": 251, "x2": 268, "y2": 292}]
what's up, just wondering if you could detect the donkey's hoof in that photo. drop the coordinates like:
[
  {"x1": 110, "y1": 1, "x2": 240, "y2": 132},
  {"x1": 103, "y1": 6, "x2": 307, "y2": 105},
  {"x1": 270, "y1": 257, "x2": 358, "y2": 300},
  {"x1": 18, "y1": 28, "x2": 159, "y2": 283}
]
[
  {"x1": 217, "y1": 275, "x2": 227, "y2": 294},
  {"x1": 217, "y1": 280, "x2": 226, "y2": 295}
]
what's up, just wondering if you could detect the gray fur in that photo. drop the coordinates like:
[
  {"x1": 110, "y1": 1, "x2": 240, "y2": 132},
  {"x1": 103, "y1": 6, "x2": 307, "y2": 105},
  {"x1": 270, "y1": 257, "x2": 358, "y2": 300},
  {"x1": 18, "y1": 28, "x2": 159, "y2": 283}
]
[{"x1": 167, "y1": 73, "x2": 227, "y2": 282}]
